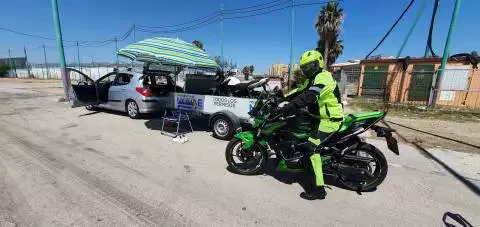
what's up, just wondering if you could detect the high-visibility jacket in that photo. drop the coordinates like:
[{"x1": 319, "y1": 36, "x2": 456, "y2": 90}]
[{"x1": 284, "y1": 70, "x2": 343, "y2": 121}]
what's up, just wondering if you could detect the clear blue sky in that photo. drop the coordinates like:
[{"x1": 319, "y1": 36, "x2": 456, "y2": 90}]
[{"x1": 1, "y1": 0, "x2": 479, "y2": 73}]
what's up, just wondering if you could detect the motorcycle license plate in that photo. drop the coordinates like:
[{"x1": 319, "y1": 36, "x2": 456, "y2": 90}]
[{"x1": 386, "y1": 136, "x2": 399, "y2": 155}]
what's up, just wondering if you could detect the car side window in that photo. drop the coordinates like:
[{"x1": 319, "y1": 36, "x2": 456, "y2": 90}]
[
  {"x1": 114, "y1": 73, "x2": 132, "y2": 86},
  {"x1": 98, "y1": 73, "x2": 117, "y2": 84}
]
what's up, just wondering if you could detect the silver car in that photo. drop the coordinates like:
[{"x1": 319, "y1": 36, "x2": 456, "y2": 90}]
[{"x1": 69, "y1": 68, "x2": 182, "y2": 118}]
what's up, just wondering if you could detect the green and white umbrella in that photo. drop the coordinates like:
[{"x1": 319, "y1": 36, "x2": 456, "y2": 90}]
[{"x1": 118, "y1": 37, "x2": 219, "y2": 69}]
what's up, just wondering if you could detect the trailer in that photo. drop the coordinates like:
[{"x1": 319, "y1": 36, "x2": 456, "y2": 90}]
[{"x1": 174, "y1": 93, "x2": 256, "y2": 139}]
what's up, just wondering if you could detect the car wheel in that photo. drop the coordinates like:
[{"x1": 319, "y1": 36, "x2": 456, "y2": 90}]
[
  {"x1": 85, "y1": 105, "x2": 96, "y2": 111},
  {"x1": 126, "y1": 100, "x2": 140, "y2": 119},
  {"x1": 212, "y1": 115, "x2": 234, "y2": 140}
]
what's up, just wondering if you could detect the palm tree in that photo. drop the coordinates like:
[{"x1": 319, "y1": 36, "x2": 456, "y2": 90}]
[
  {"x1": 316, "y1": 36, "x2": 344, "y2": 67},
  {"x1": 315, "y1": 1, "x2": 344, "y2": 68},
  {"x1": 329, "y1": 40, "x2": 344, "y2": 65},
  {"x1": 192, "y1": 40, "x2": 204, "y2": 51},
  {"x1": 242, "y1": 65, "x2": 255, "y2": 80}
]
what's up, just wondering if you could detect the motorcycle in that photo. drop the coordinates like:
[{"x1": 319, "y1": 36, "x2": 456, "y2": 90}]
[
  {"x1": 209, "y1": 71, "x2": 270, "y2": 98},
  {"x1": 225, "y1": 89, "x2": 399, "y2": 191}
]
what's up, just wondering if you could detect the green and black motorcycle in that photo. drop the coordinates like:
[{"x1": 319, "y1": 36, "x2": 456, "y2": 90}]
[{"x1": 225, "y1": 90, "x2": 399, "y2": 191}]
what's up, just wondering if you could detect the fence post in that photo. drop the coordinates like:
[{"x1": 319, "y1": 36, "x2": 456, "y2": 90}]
[
  {"x1": 358, "y1": 65, "x2": 365, "y2": 96},
  {"x1": 339, "y1": 69, "x2": 347, "y2": 100}
]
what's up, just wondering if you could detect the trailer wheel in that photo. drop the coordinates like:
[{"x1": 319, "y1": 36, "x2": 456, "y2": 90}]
[{"x1": 211, "y1": 115, "x2": 234, "y2": 140}]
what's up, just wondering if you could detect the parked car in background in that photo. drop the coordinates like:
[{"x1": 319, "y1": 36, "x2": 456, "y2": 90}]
[{"x1": 69, "y1": 67, "x2": 183, "y2": 118}]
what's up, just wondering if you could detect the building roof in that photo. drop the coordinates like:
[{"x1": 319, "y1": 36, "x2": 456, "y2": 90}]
[
  {"x1": 360, "y1": 56, "x2": 480, "y2": 65},
  {"x1": 0, "y1": 57, "x2": 27, "y2": 68},
  {"x1": 331, "y1": 60, "x2": 360, "y2": 67}
]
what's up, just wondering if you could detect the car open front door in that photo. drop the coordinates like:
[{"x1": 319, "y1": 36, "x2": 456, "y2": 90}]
[{"x1": 68, "y1": 68, "x2": 99, "y2": 108}]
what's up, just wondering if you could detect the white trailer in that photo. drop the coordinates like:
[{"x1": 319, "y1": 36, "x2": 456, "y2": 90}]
[{"x1": 173, "y1": 93, "x2": 256, "y2": 139}]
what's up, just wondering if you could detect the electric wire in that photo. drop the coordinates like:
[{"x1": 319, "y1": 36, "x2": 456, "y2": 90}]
[
  {"x1": 426, "y1": 0, "x2": 439, "y2": 57},
  {"x1": 139, "y1": 0, "x2": 285, "y2": 29},
  {"x1": 365, "y1": 0, "x2": 416, "y2": 59},
  {"x1": 136, "y1": 1, "x2": 337, "y2": 34}
]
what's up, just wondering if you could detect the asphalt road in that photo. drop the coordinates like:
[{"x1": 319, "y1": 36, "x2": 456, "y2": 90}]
[{"x1": 0, "y1": 82, "x2": 479, "y2": 226}]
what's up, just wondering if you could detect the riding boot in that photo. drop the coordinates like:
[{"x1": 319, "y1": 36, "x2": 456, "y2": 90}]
[
  {"x1": 300, "y1": 144, "x2": 327, "y2": 200},
  {"x1": 300, "y1": 186, "x2": 327, "y2": 200}
]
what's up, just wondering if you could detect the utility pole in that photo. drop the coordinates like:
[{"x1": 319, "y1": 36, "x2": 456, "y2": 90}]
[
  {"x1": 288, "y1": 0, "x2": 295, "y2": 89},
  {"x1": 97, "y1": 60, "x2": 100, "y2": 75},
  {"x1": 114, "y1": 37, "x2": 119, "y2": 67},
  {"x1": 132, "y1": 24, "x2": 136, "y2": 68},
  {"x1": 8, "y1": 48, "x2": 17, "y2": 77},
  {"x1": 42, "y1": 44, "x2": 50, "y2": 79},
  {"x1": 73, "y1": 54, "x2": 77, "y2": 70},
  {"x1": 90, "y1": 59, "x2": 94, "y2": 77},
  {"x1": 429, "y1": 0, "x2": 461, "y2": 108},
  {"x1": 220, "y1": 4, "x2": 224, "y2": 73},
  {"x1": 76, "y1": 41, "x2": 81, "y2": 71},
  {"x1": 51, "y1": 0, "x2": 69, "y2": 99},
  {"x1": 133, "y1": 24, "x2": 136, "y2": 41},
  {"x1": 24, "y1": 46, "x2": 32, "y2": 78}
]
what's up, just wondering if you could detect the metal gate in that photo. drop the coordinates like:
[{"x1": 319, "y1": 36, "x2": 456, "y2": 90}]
[
  {"x1": 408, "y1": 64, "x2": 434, "y2": 101},
  {"x1": 362, "y1": 65, "x2": 388, "y2": 98}
]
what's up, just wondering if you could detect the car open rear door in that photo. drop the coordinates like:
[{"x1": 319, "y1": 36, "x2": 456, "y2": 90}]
[{"x1": 68, "y1": 68, "x2": 99, "y2": 108}]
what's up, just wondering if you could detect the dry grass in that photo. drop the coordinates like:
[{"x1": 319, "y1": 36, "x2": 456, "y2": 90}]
[
  {"x1": 347, "y1": 97, "x2": 480, "y2": 153},
  {"x1": 348, "y1": 98, "x2": 480, "y2": 123}
]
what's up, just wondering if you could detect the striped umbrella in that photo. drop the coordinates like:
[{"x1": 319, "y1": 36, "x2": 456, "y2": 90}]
[{"x1": 118, "y1": 37, "x2": 219, "y2": 69}]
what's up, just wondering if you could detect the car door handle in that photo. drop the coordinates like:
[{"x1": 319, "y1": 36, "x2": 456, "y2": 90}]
[{"x1": 121, "y1": 88, "x2": 127, "y2": 90}]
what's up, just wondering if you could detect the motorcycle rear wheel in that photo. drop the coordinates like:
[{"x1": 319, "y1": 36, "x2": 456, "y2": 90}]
[
  {"x1": 225, "y1": 138, "x2": 267, "y2": 175},
  {"x1": 337, "y1": 143, "x2": 388, "y2": 192}
]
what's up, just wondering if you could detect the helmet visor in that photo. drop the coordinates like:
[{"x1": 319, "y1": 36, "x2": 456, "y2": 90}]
[{"x1": 300, "y1": 60, "x2": 319, "y2": 78}]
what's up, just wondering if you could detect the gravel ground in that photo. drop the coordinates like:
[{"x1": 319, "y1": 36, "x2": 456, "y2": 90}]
[{"x1": 0, "y1": 79, "x2": 479, "y2": 226}]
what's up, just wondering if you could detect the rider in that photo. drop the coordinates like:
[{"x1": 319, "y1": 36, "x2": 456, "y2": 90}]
[{"x1": 280, "y1": 50, "x2": 344, "y2": 200}]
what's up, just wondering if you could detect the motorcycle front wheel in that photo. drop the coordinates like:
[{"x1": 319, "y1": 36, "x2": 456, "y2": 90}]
[
  {"x1": 337, "y1": 143, "x2": 388, "y2": 192},
  {"x1": 225, "y1": 138, "x2": 267, "y2": 175}
]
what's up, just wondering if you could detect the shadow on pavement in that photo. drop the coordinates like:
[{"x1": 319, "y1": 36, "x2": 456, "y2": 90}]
[
  {"x1": 144, "y1": 115, "x2": 210, "y2": 135},
  {"x1": 227, "y1": 158, "x2": 376, "y2": 196},
  {"x1": 443, "y1": 212, "x2": 474, "y2": 227},
  {"x1": 412, "y1": 142, "x2": 480, "y2": 197},
  {"x1": 78, "y1": 111, "x2": 101, "y2": 117},
  {"x1": 78, "y1": 108, "x2": 159, "y2": 119},
  {"x1": 383, "y1": 121, "x2": 480, "y2": 197}
]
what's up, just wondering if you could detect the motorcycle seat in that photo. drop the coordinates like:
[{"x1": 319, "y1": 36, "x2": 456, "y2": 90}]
[
  {"x1": 247, "y1": 78, "x2": 269, "y2": 89},
  {"x1": 229, "y1": 80, "x2": 256, "y2": 90}
]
